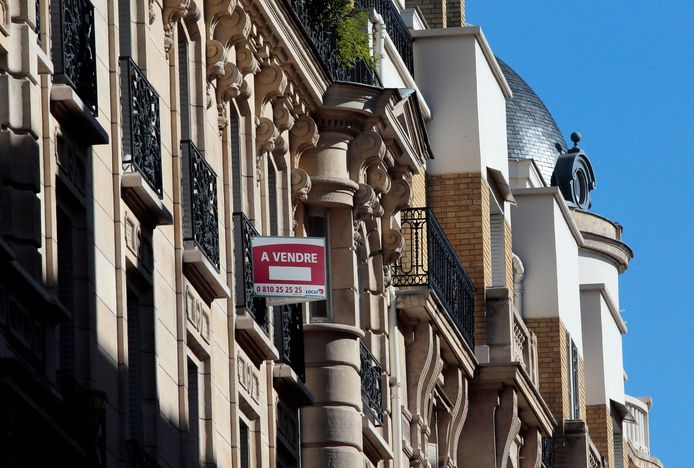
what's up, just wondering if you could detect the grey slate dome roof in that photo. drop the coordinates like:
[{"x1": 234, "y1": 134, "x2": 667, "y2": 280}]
[{"x1": 497, "y1": 58, "x2": 567, "y2": 183}]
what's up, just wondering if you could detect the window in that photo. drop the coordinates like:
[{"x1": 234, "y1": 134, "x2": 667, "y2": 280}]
[
  {"x1": 240, "y1": 420, "x2": 250, "y2": 468},
  {"x1": 267, "y1": 158, "x2": 278, "y2": 236},
  {"x1": 567, "y1": 333, "x2": 580, "y2": 419},
  {"x1": 177, "y1": 29, "x2": 191, "y2": 142},
  {"x1": 187, "y1": 358, "x2": 200, "y2": 466}
]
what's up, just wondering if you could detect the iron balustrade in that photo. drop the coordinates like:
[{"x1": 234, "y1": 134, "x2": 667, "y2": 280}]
[
  {"x1": 120, "y1": 57, "x2": 163, "y2": 198},
  {"x1": 36, "y1": 0, "x2": 41, "y2": 46},
  {"x1": 51, "y1": 0, "x2": 98, "y2": 114},
  {"x1": 274, "y1": 304, "x2": 306, "y2": 381},
  {"x1": 181, "y1": 141, "x2": 220, "y2": 269},
  {"x1": 393, "y1": 208, "x2": 475, "y2": 349},
  {"x1": 127, "y1": 439, "x2": 161, "y2": 468},
  {"x1": 357, "y1": 0, "x2": 414, "y2": 76},
  {"x1": 232, "y1": 212, "x2": 270, "y2": 334},
  {"x1": 282, "y1": 0, "x2": 380, "y2": 86},
  {"x1": 542, "y1": 437, "x2": 556, "y2": 468},
  {"x1": 359, "y1": 340, "x2": 384, "y2": 425}
]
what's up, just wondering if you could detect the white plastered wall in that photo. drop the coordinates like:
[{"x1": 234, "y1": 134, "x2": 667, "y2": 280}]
[
  {"x1": 511, "y1": 189, "x2": 584, "y2": 355},
  {"x1": 581, "y1": 289, "x2": 625, "y2": 405}
]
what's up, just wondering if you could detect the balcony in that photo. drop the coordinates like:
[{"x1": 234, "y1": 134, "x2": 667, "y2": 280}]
[
  {"x1": 120, "y1": 58, "x2": 171, "y2": 225},
  {"x1": 272, "y1": 304, "x2": 313, "y2": 407},
  {"x1": 51, "y1": 0, "x2": 97, "y2": 114},
  {"x1": 360, "y1": 340, "x2": 384, "y2": 426},
  {"x1": 541, "y1": 437, "x2": 555, "y2": 468},
  {"x1": 181, "y1": 141, "x2": 228, "y2": 302},
  {"x1": 283, "y1": 0, "x2": 379, "y2": 85},
  {"x1": 394, "y1": 208, "x2": 475, "y2": 349},
  {"x1": 233, "y1": 213, "x2": 277, "y2": 364},
  {"x1": 50, "y1": 0, "x2": 107, "y2": 144}
]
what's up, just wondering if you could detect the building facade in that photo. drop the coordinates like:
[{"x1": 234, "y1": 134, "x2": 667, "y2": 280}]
[{"x1": 0, "y1": 0, "x2": 662, "y2": 467}]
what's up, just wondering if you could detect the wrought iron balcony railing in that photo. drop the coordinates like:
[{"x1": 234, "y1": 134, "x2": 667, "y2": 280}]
[
  {"x1": 274, "y1": 304, "x2": 306, "y2": 381},
  {"x1": 233, "y1": 212, "x2": 270, "y2": 334},
  {"x1": 360, "y1": 340, "x2": 384, "y2": 426},
  {"x1": 51, "y1": 0, "x2": 98, "y2": 114},
  {"x1": 127, "y1": 439, "x2": 161, "y2": 468},
  {"x1": 394, "y1": 208, "x2": 475, "y2": 349},
  {"x1": 542, "y1": 437, "x2": 556, "y2": 468},
  {"x1": 283, "y1": 0, "x2": 379, "y2": 86},
  {"x1": 357, "y1": 0, "x2": 414, "y2": 75},
  {"x1": 120, "y1": 57, "x2": 162, "y2": 198},
  {"x1": 181, "y1": 141, "x2": 219, "y2": 269}
]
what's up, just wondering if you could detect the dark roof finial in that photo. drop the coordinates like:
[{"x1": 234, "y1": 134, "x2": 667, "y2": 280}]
[{"x1": 569, "y1": 131, "x2": 582, "y2": 153}]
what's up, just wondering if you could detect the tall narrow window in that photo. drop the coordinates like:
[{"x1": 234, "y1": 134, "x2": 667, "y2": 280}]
[
  {"x1": 230, "y1": 115, "x2": 243, "y2": 213},
  {"x1": 567, "y1": 333, "x2": 580, "y2": 419},
  {"x1": 57, "y1": 205, "x2": 74, "y2": 372},
  {"x1": 127, "y1": 287, "x2": 143, "y2": 443},
  {"x1": 306, "y1": 210, "x2": 328, "y2": 319},
  {"x1": 187, "y1": 359, "x2": 200, "y2": 466},
  {"x1": 177, "y1": 29, "x2": 191, "y2": 142},
  {"x1": 490, "y1": 212, "x2": 505, "y2": 287},
  {"x1": 267, "y1": 159, "x2": 278, "y2": 235},
  {"x1": 240, "y1": 420, "x2": 250, "y2": 468}
]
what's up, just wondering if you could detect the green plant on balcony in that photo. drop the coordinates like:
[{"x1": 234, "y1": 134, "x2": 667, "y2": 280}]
[{"x1": 307, "y1": 0, "x2": 373, "y2": 69}]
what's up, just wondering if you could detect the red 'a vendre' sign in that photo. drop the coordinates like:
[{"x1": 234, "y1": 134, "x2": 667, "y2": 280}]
[{"x1": 251, "y1": 237, "x2": 326, "y2": 301}]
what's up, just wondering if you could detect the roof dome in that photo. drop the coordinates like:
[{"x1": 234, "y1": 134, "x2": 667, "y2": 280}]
[{"x1": 497, "y1": 58, "x2": 567, "y2": 183}]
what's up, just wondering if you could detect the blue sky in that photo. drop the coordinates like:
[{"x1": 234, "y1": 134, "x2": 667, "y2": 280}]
[{"x1": 467, "y1": 1, "x2": 689, "y2": 465}]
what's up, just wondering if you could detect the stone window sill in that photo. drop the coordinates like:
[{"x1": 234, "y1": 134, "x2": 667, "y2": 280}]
[
  {"x1": 50, "y1": 84, "x2": 108, "y2": 145},
  {"x1": 236, "y1": 314, "x2": 279, "y2": 365},
  {"x1": 121, "y1": 172, "x2": 172, "y2": 226},
  {"x1": 182, "y1": 247, "x2": 230, "y2": 303},
  {"x1": 273, "y1": 363, "x2": 314, "y2": 407}
]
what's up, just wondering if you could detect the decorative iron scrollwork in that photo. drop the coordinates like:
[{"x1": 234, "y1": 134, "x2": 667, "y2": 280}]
[
  {"x1": 120, "y1": 57, "x2": 162, "y2": 198},
  {"x1": 274, "y1": 304, "x2": 306, "y2": 381},
  {"x1": 182, "y1": 141, "x2": 220, "y2": 269},
  {"x1": 233, "y1": 212, "x2": 270, "y2": 334},
  {"x1": 359, "y1": 340, "x2": 384, "y2": 426},
  {"x1": 52, "y1": 0, "x2": 98, "y2": 114},
  {"x1": 393, "y1": 208, "x2": 475, "y2": 349}
]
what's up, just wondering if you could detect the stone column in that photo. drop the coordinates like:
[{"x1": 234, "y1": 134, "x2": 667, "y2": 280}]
[{"x1": 300, "y1": 129, "x2": 364, "y2": 467}]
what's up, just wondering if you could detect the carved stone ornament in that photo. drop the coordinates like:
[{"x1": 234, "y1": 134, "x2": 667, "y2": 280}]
[
  {"x1": 289, "y1": 115, "x2": 319, "y2": 166},
  {"x1": 381, "y1": 175, "x2": 412, "y2": 264},
  {"x1": 148, "y1": 0, "x2": 156, "y2": 24},
  {"x1": 255, "y1": 63, "x2": 287, "y2": 115},
  {"x1": 348, "y1": 129, "x2": 386, "y2": 183},
  {"x1": 291, "y1": 168, "x2": 312, "y2": 204},
  {"x1": 163, "y1": 0, "x2": 196, "y2": 55},
  {"x1": 256, "y1": 117, "x2": 279, "y2": 155}
]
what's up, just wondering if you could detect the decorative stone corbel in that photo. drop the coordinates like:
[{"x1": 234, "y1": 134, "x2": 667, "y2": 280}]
[
  {"x1": 381, "y1": 172, "x2": 412, "y2": 264},
  {"x1": 348, "y1": 129, "x2": 386, "y2": 183},
  {"x1": 519, "y1": 428, "x2": 542, "y2": 468},
  {"x1": 353, "y1": 184, "x2": 383, "y2": 248},
  {"x1": 236, "y1": 38, "x2": 261, "y2": 75},
  {"x1": 440, "y1": 369, "x2": 469, "y2": 467},
  {"x1": 255, "y1": 63, "x2": 287, "y2": 116},
  {"x1": 163, "y1": 0, "x2": 197, "y2": 55},
  {"x1": 213, "y1": 62, "x2": 244, "y2": 129},
  {"x1": 496, "y1": 387, "x2": 522, "y2": 468},
  {"x1": 291, "y1": 168, "x2": 312, "y2": 204},
  {"x1": 406, "y1": 323, "x2": 441, "y2": 462},
  {"x1": 289, "y1": 115, "x2": 319, "y2": 167},
  {"x1": 256, "y1": 117, "x2": 279, "y2": 155},
  {"x1": 272, "y1": 97, "x2": 296, "y2": 133}
]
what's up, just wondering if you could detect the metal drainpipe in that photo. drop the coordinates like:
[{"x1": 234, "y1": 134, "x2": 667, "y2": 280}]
[
  {"x1": 372, "y1": 12, "x2": 386, "y2": 79},
  {"x1": 388, "y1": 284, "x2": 404, "y2": 466}
]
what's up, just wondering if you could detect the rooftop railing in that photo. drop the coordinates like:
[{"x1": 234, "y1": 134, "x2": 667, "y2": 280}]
[
  {"x1": 51, "y1": 0, "x2": 98, "y2": 114},
  {"x1": 283, "y1": 0, "x2": 380, "y2": 86},
  {"x1": 394, "y1": 208, "x2": 475, "y2": 349}
]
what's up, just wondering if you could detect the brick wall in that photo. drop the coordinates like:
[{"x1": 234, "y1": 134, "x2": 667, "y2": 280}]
[
  {"x1": 408, "y1": 0, "x2": 447, "y2": 28},
  {"x1": 427, "y1": 172, "x2": 490, "y2": 345},
  {"x1": 525, "y1": 317, "x2": 569, "y2": 463},
  {"x1": 410, "y1": 171, "x2": 426, "y2": 208},
  {"x1": 587, "y1": 404, "x2": 614, "y2": 468},
  {"x1": 408, "y1": 0, "x2": 467, "y2": 28}
]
